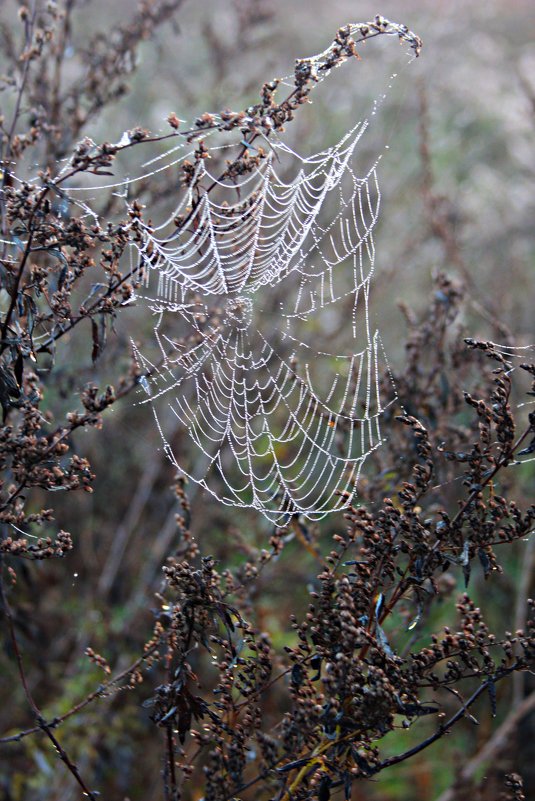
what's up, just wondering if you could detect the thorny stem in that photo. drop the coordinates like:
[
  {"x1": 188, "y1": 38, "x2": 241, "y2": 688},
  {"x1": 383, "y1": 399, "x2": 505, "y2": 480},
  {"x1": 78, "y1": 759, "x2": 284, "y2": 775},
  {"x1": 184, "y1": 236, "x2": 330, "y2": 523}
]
[
  {"x1": 164, "y1": 645, "x2": 179, "y2": 800},
  {"x1": 0, "y1": 559, "x2": 99, "y2": 799}
]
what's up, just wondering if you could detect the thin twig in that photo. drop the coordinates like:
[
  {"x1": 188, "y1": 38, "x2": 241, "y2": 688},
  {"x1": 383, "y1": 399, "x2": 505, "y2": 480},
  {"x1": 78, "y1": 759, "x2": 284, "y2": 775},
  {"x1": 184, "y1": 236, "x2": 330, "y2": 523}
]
[
  {"x1": 376, "y1": 667, "x2": 521, "y2": 771},
  {"x1": 433, "y1": 691, "x2": 535, "y2": 801},
  {"x1": 0, "y1": 639, "x2": 162, "y2": 745},
  {"x1": 0, "y1": 559, "x2": 99, "y2": 799},
  {"x1": 4, "y1": 0, "x2": 38, "y2": 156},
  {"x1": 513, "y1": 534, "x2": 535, "y2": 704}
]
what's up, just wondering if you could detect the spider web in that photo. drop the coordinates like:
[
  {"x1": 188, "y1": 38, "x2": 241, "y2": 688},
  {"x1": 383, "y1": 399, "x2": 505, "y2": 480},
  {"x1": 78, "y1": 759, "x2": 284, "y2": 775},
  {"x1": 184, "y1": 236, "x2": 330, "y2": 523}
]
[
  {"x1": 64, "y1": 20, "x2": 421, "y2": 523},
  {"x1": 127, "y1": 124, "x2": 388, "y2": 524}
]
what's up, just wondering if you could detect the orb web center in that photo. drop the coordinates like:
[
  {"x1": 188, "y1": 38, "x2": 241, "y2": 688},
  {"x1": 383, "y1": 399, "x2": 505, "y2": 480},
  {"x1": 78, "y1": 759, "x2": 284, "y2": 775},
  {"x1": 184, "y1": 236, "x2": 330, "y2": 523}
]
[{"x1": 225, "y1": 296, "x2": 254, "y2": 329}]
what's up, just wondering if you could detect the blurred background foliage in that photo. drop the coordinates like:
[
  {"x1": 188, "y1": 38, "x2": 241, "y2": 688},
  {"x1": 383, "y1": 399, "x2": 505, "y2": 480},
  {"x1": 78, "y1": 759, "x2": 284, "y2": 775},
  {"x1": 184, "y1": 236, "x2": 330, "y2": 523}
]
[{"x1": 0, "y1": 1, "x2": 534, "y2": 799}]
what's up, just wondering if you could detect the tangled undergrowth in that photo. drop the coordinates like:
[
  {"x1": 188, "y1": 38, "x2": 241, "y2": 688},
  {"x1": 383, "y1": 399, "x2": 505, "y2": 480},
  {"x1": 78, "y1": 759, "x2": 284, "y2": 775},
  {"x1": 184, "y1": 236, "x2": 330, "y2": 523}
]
[{"x1": 0, "y1": 3, "x2": 533, "y2": 800}]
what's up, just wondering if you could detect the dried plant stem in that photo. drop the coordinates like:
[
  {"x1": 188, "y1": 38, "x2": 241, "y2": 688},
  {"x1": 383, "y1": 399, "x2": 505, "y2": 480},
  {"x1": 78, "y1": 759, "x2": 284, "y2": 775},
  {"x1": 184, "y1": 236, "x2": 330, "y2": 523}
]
[
  {"x1": 433, "y1": 691, "x2": 535, "y2": 801},
  {"x1": 4, "y1": 1, "x2": 37, "y2": 158},
  {"x1": 377, "y1": 667, "x2": 521, "y2": 771},
  {"x1": 0, "y1": 637, "x2": 162, "y2": 746},
  {"x1": 513, "y1": 534, "x2": 535, "y2": 704},
  {"x1": 0, "y1": 560, "x2": 98, "y2": 799}
]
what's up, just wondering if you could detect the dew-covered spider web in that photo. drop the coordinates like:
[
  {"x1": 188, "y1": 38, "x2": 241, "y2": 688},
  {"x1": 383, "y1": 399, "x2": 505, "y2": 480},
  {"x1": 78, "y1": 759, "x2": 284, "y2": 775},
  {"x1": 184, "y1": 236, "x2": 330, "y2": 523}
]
[
  {"x1": 130, "y1": 128, "x2": 386, "y2": 524},
  {"x1": 65, "y1": 18, "x2": 422, "y2": 523}
]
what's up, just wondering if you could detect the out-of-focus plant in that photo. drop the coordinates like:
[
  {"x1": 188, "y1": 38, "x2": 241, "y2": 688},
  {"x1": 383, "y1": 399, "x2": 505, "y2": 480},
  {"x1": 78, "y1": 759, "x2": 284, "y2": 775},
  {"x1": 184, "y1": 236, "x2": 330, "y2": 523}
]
[{"x1": 0, "y1": 4, "x2": 533, "y2": 801}]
